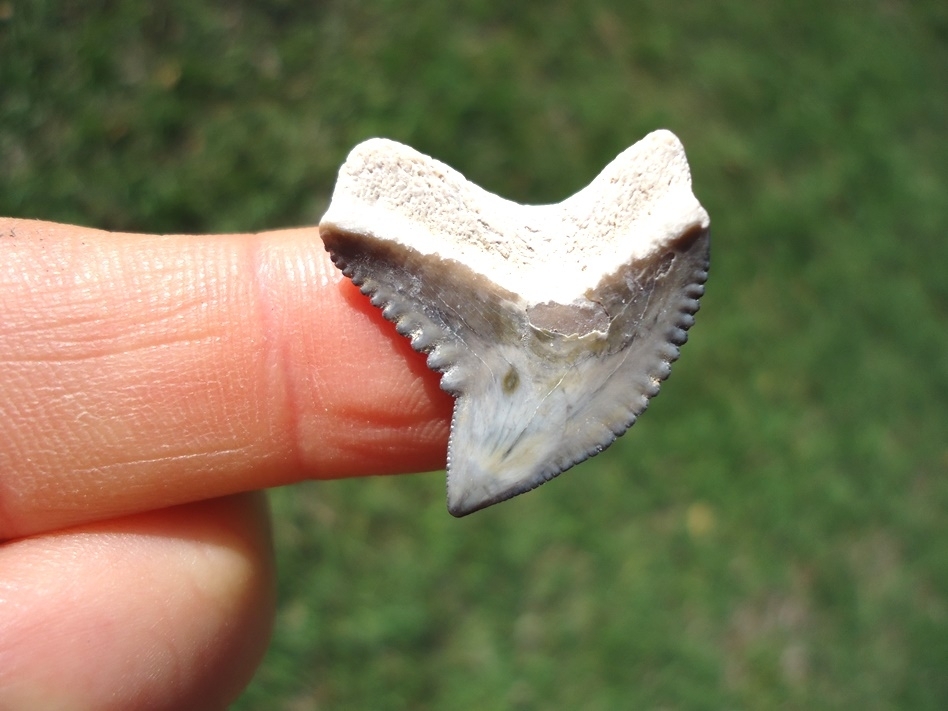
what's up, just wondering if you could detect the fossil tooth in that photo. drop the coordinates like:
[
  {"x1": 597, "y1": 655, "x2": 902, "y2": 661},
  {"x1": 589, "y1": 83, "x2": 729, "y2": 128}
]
[{"x1": 319, "y1": 130, "x2": 710, "y2": 516}]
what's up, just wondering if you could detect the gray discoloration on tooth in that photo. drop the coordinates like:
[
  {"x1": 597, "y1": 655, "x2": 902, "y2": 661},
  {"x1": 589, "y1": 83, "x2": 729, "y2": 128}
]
[{"x1": 319, "y1": 130, "x2": 710, "y2": 516}]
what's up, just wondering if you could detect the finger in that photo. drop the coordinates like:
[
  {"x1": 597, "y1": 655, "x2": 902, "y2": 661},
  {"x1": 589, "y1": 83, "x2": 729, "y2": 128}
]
[
  {"x1": 0, "y1": 219, "x2": 453, "y2": 538},
  {"x1": 0, "y1": 492, "x2": 274, "y2": 711}
]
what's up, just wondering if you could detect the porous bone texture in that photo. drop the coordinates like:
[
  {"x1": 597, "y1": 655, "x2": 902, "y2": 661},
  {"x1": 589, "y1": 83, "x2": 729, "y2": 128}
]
[{"x1": 321, "y1": 130, "x2": 709, "y2": 305}]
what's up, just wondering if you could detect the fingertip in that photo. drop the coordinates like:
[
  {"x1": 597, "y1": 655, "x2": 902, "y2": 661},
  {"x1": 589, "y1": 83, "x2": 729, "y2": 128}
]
[
  {"x1": 255, "y1": 228, "x2": 453, "y2": 479},
  {"x1": 0, "y1": 220, "x2": 452, "y2": 537},
  {"x1": 0, "y1": 493, "x2": 275, "y2": 711}
]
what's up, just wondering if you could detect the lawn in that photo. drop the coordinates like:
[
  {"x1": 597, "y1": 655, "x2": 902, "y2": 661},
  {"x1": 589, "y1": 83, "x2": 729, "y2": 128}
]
[{"x1": 2, "y1": 1, "x2": 946, "y2": 709}]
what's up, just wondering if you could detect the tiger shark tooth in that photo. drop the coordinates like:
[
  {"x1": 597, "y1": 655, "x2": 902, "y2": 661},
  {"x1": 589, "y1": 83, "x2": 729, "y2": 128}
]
[{"x1": 319, "y1": 129, "x2": 710, "y2": 517}]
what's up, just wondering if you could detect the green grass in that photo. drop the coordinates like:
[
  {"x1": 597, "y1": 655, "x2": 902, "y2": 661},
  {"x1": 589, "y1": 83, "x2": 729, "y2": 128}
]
[{"x1": 3, "y1": 1, "x2": 947, "y2": 709}]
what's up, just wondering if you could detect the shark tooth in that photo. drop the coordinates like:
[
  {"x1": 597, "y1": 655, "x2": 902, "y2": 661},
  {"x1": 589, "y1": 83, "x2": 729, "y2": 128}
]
[{"x1": 319, "y1": 129, "x2": 710, "y2": 516}]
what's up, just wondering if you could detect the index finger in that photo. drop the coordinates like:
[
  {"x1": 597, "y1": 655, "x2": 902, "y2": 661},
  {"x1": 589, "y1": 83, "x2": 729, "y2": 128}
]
[{"x1": 0, "y1": 219, "x2": 452, "y2": 538}]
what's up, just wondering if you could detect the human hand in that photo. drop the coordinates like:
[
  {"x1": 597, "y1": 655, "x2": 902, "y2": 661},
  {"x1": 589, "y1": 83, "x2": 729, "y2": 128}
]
[{"x1": 0, "y1": 218, "x2": 453, "y2": 709}]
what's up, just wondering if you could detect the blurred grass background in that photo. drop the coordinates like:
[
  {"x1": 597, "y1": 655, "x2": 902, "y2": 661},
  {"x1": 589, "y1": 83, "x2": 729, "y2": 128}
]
[{"x1": 2, "y1": 1, "x2": 947, "y2": 708}]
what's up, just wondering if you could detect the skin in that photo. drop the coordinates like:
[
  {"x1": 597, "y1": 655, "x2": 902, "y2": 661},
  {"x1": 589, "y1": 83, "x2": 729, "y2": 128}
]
[{"x1": 0, "y1": 218, "x2": 453, "y2": 710}]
